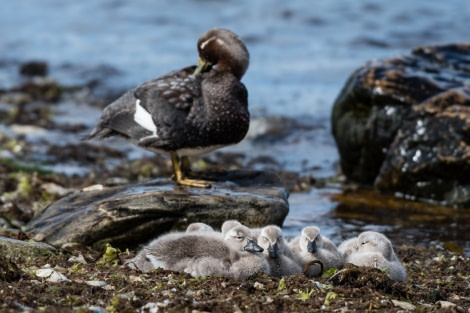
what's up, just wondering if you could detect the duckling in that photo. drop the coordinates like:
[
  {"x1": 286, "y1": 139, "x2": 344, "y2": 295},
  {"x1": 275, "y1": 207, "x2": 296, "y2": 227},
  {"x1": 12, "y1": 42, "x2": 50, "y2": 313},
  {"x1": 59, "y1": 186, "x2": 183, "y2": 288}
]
[
  {"x1": 186, "y1": 222, "x2": 214, "y2": 233},
  {"x1": 184, "y1": 223, "x2": 269, "y2": 280},
  {"x1": 221, "y1": 219, "x2": 243, "y2": 234},
  {"x1": 86, "y1": 28, "x2": 250, "y2": 188},
  {"x1": 338, "y1": 237, "x2": 359, "y2": 260},
  {"x1": 127, "y1": 222, "x2": 268, "y2": 280},
  {"x1": 289, "y1": 226, "x2": 343, "y2": 276},
  {"x1": 348, "y1": 251, "x2": 406, "y2": 282},
  {"x1": 256, "y1": 225, "x2": 302, "y2": 277},
  {"x1": 348, "y1": 231, "x2": 406, "y2": 282},
  {"x1": 125, "y1": 231, "x2": 225, "y2": 273},
  {"x1": 355, "y1": 231, "x2": 398, "y2": 261},
  {"x1": 224, "y1": 224, "x2": 270, "y2": 279}
]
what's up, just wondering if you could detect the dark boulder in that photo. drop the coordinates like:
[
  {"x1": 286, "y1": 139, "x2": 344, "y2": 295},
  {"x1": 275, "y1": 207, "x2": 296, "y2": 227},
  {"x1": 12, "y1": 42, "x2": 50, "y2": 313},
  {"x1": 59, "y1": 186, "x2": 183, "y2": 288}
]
[
  {"x1": 376, "y1": 89, "x2": 470, "y2": 205},
  {"x1": 331, "y1": 43, "x2": 470, "y2": 206}
]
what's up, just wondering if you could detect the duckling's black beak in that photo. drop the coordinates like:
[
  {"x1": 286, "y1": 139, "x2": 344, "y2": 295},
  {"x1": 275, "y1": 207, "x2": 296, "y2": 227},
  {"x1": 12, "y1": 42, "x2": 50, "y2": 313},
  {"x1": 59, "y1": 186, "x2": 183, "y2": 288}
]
[
  {"x1": 194, "y1": 58, "x2": 211, "y2": 75},
  {"x1": 244, "y1": 239, "x2": 264, "y2": 253},
  {"x1": 307, "y1": 240, "x2": 317, "y2": 253},
  {"x1": 268, "y1": 243, "x2": 279, "y2": 259}
]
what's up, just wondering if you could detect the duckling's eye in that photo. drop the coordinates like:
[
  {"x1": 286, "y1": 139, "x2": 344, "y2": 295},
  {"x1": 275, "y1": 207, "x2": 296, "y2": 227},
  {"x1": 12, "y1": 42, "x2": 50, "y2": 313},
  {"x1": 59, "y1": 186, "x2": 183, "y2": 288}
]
[
  {"x1": 236, "y1": 235, "x2": 243, "y2": 240},
  {"x1": 361, "y1": 241, "x2": 369, "y2": 245},
  {"x1": 262, "y1": 237, "x2": 268, "y2": 242}
]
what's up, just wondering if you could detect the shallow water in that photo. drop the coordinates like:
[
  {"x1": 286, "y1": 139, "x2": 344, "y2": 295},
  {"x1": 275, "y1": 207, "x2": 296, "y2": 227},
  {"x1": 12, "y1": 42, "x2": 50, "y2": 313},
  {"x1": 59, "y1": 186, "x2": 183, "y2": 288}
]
[
  {"x1": 2, "y1": 0, "x2": 470, "y2": 253},
  {"x1": 284, "y1": 188, "x2": 470, "y2": 255}
]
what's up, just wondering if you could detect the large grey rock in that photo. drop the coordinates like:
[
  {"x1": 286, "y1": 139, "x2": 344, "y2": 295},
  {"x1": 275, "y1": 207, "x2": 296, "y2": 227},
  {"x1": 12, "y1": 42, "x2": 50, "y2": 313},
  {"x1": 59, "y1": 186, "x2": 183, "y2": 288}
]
[
  {"x1": 331, "y1": 43, "x2": 470, "y2": 206},
  {"x1": 26, "y1": 170, "x2": 289, "y2": 250}
]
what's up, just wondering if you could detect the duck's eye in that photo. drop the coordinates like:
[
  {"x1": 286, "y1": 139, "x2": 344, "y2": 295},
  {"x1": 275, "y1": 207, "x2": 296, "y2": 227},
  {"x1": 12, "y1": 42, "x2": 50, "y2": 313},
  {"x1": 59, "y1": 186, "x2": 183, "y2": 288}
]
[
  {"x1": 236, "y1": 235, "x2": 243, "y2": 240},
  {"x1": 361, "y1": 241, "x2": 369, "y2": 245}
]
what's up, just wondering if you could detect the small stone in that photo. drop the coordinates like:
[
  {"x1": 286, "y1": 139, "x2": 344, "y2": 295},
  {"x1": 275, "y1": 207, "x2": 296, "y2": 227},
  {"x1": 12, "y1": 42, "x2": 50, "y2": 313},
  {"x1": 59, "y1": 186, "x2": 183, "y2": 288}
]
[
  {"x1": 35, "y1": 268, "x2": 53, "y2": 277},
  {"x1": 68, "y1": 253, "x2": 87, "y2": 265},
  {"x1": 129, "y1": 275, "x2": 143, "y2": 283},
  {"x1": 141, "y1": 302, "x2": 159, "y2": 313},
  {"x1": 120, "y1": 291, "x2": 135, "y2": 300},
  {"x1": 41, "y1": 183, "x2": 72, "y2": 197},
  {"x1": 81, "y1": 184, "x2": 104, "y2": 192},
  {"x1": 264, "y1": 296, "x2": 274, "y2": 304},
  {"x1": 436, "y1": 300, "x2": 464, "y2": 312},
  {"x1": 85, "y1": 280, "x2": 107, "y2": 287},
  {"x1": 35, "y1": 268, "x2": 71, "y2": 283},
  {"x1": 391, "y1": 299, "x2": 416, "y2": 311},
  {"x1": 103, "y1": 284, "x2": 115, "y2": 291}
]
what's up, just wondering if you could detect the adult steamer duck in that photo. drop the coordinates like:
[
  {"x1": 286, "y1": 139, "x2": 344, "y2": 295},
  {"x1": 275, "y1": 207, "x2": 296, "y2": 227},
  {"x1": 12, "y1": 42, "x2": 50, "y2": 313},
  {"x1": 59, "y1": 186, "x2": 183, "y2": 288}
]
[{"x1": 86, "y1": 28, "x2": 250, "y2": 188}]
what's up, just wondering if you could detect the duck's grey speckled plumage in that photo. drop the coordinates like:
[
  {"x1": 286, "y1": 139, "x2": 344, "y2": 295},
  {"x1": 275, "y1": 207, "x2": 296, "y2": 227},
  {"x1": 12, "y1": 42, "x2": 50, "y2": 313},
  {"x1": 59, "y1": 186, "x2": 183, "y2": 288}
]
[{"x1": 86, "y1": 28, "x2": 250, "y2": 187}]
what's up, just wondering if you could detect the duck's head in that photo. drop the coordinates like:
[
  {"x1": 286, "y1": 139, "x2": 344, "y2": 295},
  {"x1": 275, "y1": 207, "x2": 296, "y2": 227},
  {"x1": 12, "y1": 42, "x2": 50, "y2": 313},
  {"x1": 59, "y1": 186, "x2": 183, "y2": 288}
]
[
  {"x1": 356, "y1": 231, "x2": 394, "y2": 260},
  {"x1": 225, "y1": 225, "x2": 263, "y2": 253},
  {"x1": 300, "y1": 226, "x2": 324, "y2": 254},
  {"x1": 258, "y1": 225, "x2": 286, "y2": 259},
  {"x1": 195, "y1": 28, "x2": 249, "y2": 80}
]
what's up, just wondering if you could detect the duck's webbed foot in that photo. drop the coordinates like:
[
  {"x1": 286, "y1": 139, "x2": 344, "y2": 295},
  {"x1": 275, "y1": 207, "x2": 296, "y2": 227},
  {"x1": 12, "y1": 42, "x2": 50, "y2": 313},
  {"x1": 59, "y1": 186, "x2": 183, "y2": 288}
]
[{"x1": 171, "y1": 153, "x2": 212, "y2": 188}]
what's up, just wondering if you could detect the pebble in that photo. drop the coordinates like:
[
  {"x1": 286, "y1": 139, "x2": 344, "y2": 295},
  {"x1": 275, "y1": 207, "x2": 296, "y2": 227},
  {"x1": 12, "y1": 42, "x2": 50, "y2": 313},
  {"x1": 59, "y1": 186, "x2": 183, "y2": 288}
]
[{"x1": 35, "y1": 268, "x2": 71, "y2": 283}]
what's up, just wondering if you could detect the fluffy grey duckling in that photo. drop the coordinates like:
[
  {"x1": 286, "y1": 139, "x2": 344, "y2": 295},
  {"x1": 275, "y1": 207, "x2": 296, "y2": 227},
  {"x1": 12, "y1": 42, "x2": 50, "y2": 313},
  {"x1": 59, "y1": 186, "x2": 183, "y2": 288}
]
[
  {"x1": 289, "y1": 226, "x2": 343, "y2": 276},
  {"x1": 221, "y1": 219, "x2": 243, "y2": 234},
  {"x1": 186, "y1": 222, "x2": 215, "y2": 233},
  {"x1": 125, "y1": 231, "x2": 225, "y2": 273},
  {"x1": 86, "y1": 28, "x2": 250, "y2": 188},
  {"x1": 127, "y1": 222, "x2": 268, "y2": 280},
  {"x1": 338, "y1": 237, "x2": 359, "y2": 260},
  {"x1": 256, "y1": 225, "x2": 302, "y2": 277},
  {"x1": 184, "y1": 222, "x2": 270, "y2": 280},
  {"x1": 345, "y1": 231, "x2": 406, "y2": 282}
]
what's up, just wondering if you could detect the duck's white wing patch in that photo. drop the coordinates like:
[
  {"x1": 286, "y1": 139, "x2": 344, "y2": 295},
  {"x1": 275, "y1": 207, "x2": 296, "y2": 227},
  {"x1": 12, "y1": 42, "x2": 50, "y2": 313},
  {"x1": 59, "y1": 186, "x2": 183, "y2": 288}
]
[{"x1": 134, "y1": 99, "x2": 158, "y2": 137}]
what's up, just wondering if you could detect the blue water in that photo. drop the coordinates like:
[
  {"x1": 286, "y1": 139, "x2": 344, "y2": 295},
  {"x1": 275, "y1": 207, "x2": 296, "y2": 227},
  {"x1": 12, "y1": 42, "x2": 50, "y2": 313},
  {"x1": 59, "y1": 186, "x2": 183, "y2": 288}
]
[
  {"x1": 2, "y1": 0, "x2": 470, "y2": 253},
  {"x1": 2, "y1": 0, "x2": 469, "y2": 117}
]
